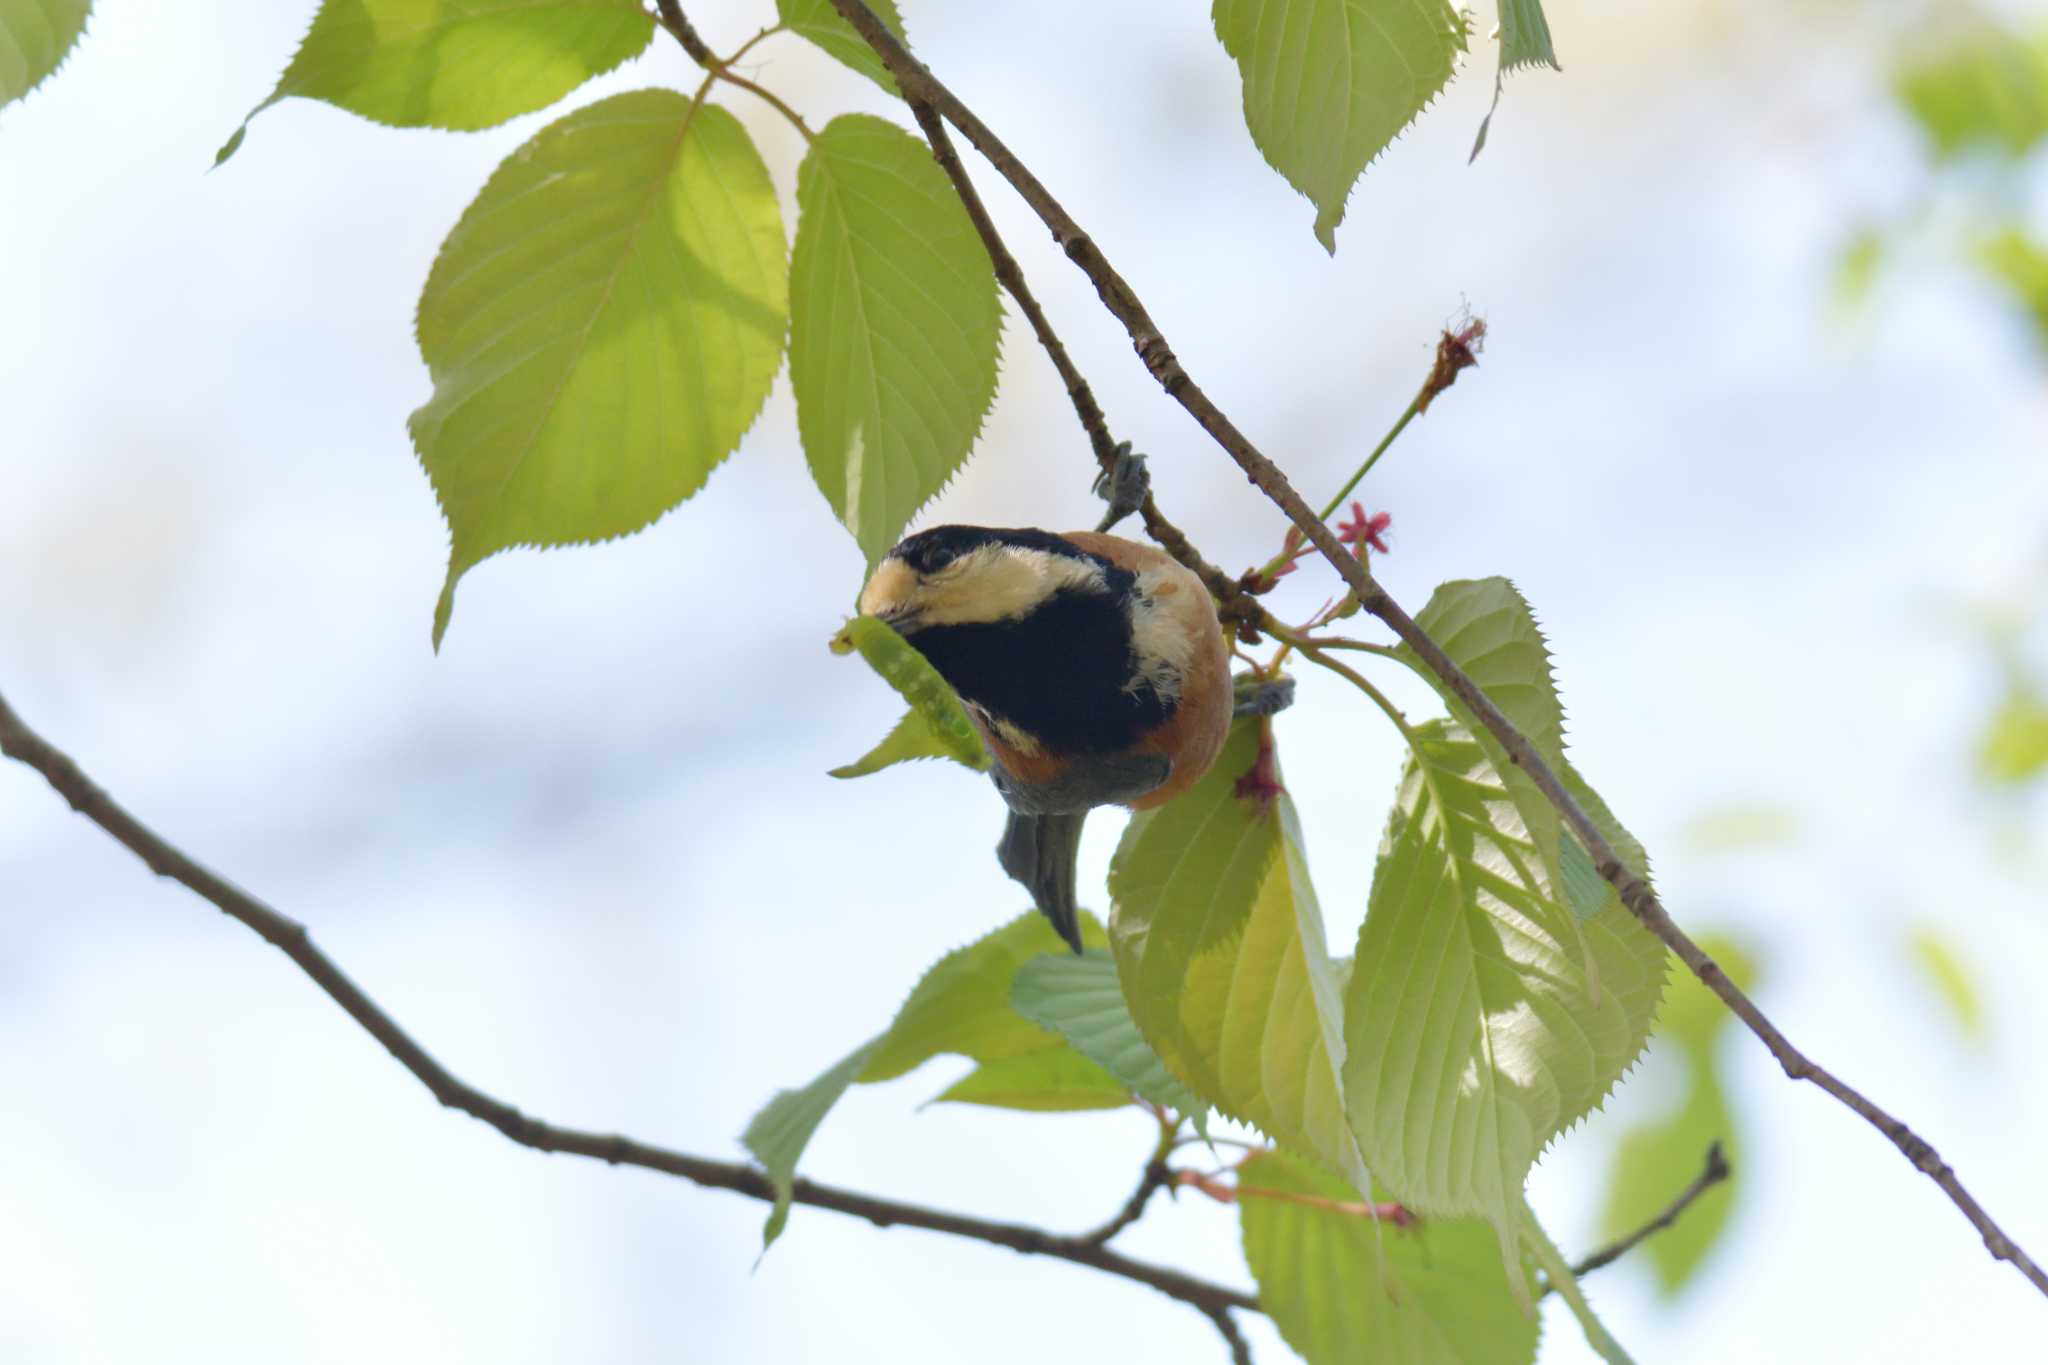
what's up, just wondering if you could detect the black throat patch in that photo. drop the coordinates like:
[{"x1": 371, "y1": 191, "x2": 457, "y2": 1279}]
[{"x1": 899, "y1": 532, "x2": 1173, "y2": 756}]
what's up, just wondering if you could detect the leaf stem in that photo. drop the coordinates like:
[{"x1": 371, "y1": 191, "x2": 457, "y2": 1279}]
[{"x1": 1314, "y1": 394, "x2": 1423, "y2": 523}]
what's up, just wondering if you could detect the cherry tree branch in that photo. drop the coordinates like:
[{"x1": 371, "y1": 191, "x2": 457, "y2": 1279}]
[
  {"x1": 1542, "y1": 1143, "x2": 1731, "y2": 1295},
  {"x1": 0, "y1": 692, "x2": 1256, "y2": 1334},
  {"x1": 822, "y1": 0, "x2": 2048, "y2": 1301}
]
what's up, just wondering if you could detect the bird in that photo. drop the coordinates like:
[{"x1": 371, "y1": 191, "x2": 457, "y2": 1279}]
[{"x1": 856, "y1": 524, "x2": 1232, "y2": 953}]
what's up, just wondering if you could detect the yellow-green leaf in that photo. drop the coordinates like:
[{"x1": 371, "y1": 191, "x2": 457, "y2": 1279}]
[
  {"x1": 743, "y1": 912, "x2": 1119, "y2": 1247},
  {"x1": 1213, "y1": 0, "x2": 1467, "y2": 252},
  {"x1": 777, "y1": 0, "x2": 908, "y2": 94},
  {"x1": 1344, "y1": 720, "x2": 1665, "y2": 1290},
  {"x1": 218, "y1": 0, "x2": 654, "y2": 162},
  {"x1": 0, "y1": 0, "x2": 88, "y2": 108},
  {"x1": 1110, "y1": 717, "x2": 1363, "y2": 1181},
  {"x1": 410, "y1": 91, "x2": 788, "y2": 647},
  {"x1": 1239, "y1": 1150, "x2": 1539, "y2": 1365},
  {"x1": 792, "y1": 115, "x2": 1002, "y2": 565},
  {"x1": 1908, "y1": 925, "x2": 1986, "y2": 1042}
]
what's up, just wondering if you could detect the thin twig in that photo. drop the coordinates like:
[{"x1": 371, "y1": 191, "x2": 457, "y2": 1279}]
[
  {"x1": 1200, "y1": 1303, "x2": 1254, "y2": 1365},
  {"x1": 0, "y1": 692, "x2": 1257, "y2": 1331},
  {"x1": 821, "y1": 0, "x2": 2048, "y2": 1301},
  {"x1": 1564, "y1": 1142, "x2": 1731, "y2": 1285},
  {"x1": 1082, "y1": 1158, "x2": 1173, "y2": 1246},
  {"x1": 895, "y1": 98, "x2": 1251, "y2": 617}
]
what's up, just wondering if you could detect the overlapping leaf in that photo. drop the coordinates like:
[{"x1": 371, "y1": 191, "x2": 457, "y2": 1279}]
[
  {"x1": 791, "y1": 115, "x2": 1001, "y2": 566},
  {"x1": 1109, "y1": 717, "x2": 1362, "y2": 1182},
  {"x1": 1240, "y1": 1149, "x2": 1539, "y2": 1365},
  {"x1": 829, "y1": 615, "x2": 990, "y2": 774},
  {"x1": 1, "y1": 0, "x2": 89, "y2": 108},
  {"x1": 1396, "y1": 578, "x2": 1572, "y2": 889},
  {"x1": 1343, "y1": 720, "x2": 1665, "y2": 1285},
  {"x1": 1012, "y1": 950, "x2": 1209, "y2": 1124},
  {"x1": 218, "y1": 0, "x2": 654, "y2": 162},
  {"x1": 777, "y1": 0, "x2": 909, "y2": 94},
  {"x1": 410, "y1": 91, "x2": 788, "y2": 646},
  {"x1": 1600, "y1": 932, "x2": 1756, "y2": 1295},
  {"x1": 1212, "y1": 0, "x2": 1467, "y2": 252},
  {"x1": 742, "y1": 912, "x2": 1121, "y2": 1247}
]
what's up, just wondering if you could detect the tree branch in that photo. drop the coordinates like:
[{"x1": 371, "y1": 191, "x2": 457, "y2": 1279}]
[
  {"x1": 1538, "y1": 1142, "x2": 1731, "y2": 1296},
  {"x1": 650, "y1": 0, "x2": 713, "y2": 66},
  {"x1": 0, "y1": 691, "x2": 1257, "y2": 1335},
  {"x1": 821, "y1": 0, "x2": 2048, "y2": 1301}
]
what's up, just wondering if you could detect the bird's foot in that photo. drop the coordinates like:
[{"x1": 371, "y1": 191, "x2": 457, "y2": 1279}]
[{"x1": 1092, "y1": 441, "x2": 1150, "y2": 532}]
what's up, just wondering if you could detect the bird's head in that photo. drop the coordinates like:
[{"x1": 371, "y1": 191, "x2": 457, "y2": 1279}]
[{"x1": 856, "y1": 526, "x2": 1110, "y2": 635}]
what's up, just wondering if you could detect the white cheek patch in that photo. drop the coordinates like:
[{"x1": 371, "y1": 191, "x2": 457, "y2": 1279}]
[
  {"x1": 1126, "y1": 566, "x2": 1201, "y2": 704},
  {"x1": 917, "y1": 544, "x2": 1109, "y2": 627}
]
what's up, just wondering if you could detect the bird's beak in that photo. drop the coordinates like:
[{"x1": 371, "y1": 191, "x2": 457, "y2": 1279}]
[{"x1": 856, "y1": 560, "x2": 922, "y2": 634}]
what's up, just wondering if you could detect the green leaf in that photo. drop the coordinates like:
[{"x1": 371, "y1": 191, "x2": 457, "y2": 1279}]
[
  {"x1": 1976, "y1": 681, "x2": 2048, "y2": 783},
  {"x1": 932, "y1": 1048, "x2": 1134, "y2": 1112},
  {"x1": 743, "y1": 911, "x2": 1119, "y2": 1247},
  {"x1": 1397, "y1": 577, "x2": 1573, "y2": 887},
  {"x1": 410, "y1": 91, "x2": 788, "y2": 648},
  {"x1": 1212, "y1": 0, "x2": 1467, "y2": 253},
  {"x1": 830, "y1": 615, "x2": 990, "y2": 771},
  {"x1": 791, "y1": 114, "x2": 1002, "y2": 566},
  {"x1": 1908, "y1": 925, "x2": 1986, "y2": 1042},
  {"x1": 1238, "y1": 1149, "x2": 1539, "y2": 1365},
  {"x1": 1469, "y1": 0, "x2": 1558, "y2": 161},
  {"x1": 777, "y1": 0, "x2": 909, "y2": 94},
  {"x1": 1343, "y1": 720, "x2": 1666, "y2": 1288},
  {"x1": 1109, "y1": 717, "x2": 1363, "y2": 1181},
  {"x1": 1522, "y1": 1202, "x2": 1634, "y2": 1363},
  {"x1": 740, "y1": 1037, "x2": 879, "y2": 1248},
  {"x1": 218, "y1": 0, "x2": 655, "y2": 162},
  {"x1": 1498, "y1": 0, "x2": 1557, "y2": 71},
  {"x1": 0, "y1": 0, "x2": 89, "y2": 108},
  {"x1": 1681, "y1": 803, "x2": 1799, "y2": 854},
  {"x1": 1895, "y1": 23, "x2": 2048, "y2": 163},
  {"x1": 1599, "y1": 1048, "x2": 1737, "y2": 1296},
  {"x1": 1011, "y1": 950, "x2": 1210, "y2": 1124}
]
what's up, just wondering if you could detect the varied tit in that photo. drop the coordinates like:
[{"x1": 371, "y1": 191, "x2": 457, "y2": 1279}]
[{"x1": 856, "y1": 525, "x2": 1232, "y2": 953}]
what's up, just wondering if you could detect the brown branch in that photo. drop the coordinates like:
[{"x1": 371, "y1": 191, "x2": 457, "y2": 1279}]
[
  {"x1": 895, "y1": 97, "x2": 1253, "y2": 619},
  {"x1": 650, "y1": 0, "x2": 713, "y2": 66},
  {"x1": 0, "y1": 691, "x2": 1258, "y2": 1339},
  {"x1": 1081, "y1": 1157, "x2": 1173, "y2": 1246},
  {"x1": 1537, "y1": 1142, "x2": 1731, "y2": 1297},
  {"x1": 821, "y1": 0, "x2": 2048, "y2": 1302}
]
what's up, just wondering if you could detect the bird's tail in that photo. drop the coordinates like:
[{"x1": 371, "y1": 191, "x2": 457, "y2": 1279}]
[{"x1": 997, "y1": 810, "x2": 1089, "y2": 953}]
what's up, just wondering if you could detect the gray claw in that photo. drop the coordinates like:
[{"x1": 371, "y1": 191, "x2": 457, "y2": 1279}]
[{"x1": 1093, "y1": 441, "x2": 1151, "y2": 532}]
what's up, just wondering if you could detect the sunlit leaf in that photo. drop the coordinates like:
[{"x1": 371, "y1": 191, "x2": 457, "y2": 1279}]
[
  {"x1": 1239, "y1": 1149, "x2": 1539, "y2": 1365},
  {"x1": 410, "y1": 91, "x2": 788, "y2": 647},
  {"x1": 777, "y1": 0, "x2": 908, "y2": 94},
  {"x1": 1213, "y1": 0, "x2": 1467, "y2": 252},
  {"x1": 1895, "y1": 23, "x2": 2048, "y2": 162},
  {"x1": 1908, "y1": 925, "x2": 1986, "y2": 1042},
  {"x1": 0, "y1": 0, "x2": 88, "y2": 108},
  {"x1": 1397, "y1": 577, "x2": 1572, "y2": 884},
  {"x1": 1976, "y1": 682, "x2": 2048, "y2": 783},
  {"x1": 1343, "y1": 720, "x2": 1665, "y2": 1287},
  {"x1": 1012, "y1": 950, "x2": 1210, "y2": 1124},
  {"x1": 218, "y1": 0, "x2": 654, "y2": 162},
  {"x1": 1110, "y1": 717, "x2": 1363, "y2": 1182},
  {"x1": 791, "y1": 114, "x2": 1001, "y2": 566},
  {"x1": 743, "y1": 912, "x2": 1117, "y2": 1247},
  {"x1": 830, "y1": 615, "x2": 990, "y2": 771}
]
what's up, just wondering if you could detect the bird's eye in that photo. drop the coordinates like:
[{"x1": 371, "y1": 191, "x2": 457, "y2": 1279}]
[{"x1": 923, "y1": 547, "x2": 956, "y2": 572}]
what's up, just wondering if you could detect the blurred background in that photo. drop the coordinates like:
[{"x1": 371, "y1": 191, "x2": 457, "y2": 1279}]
[{"x1": 4, "y1": 0, "x2": 2046, "y2": 1360}]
